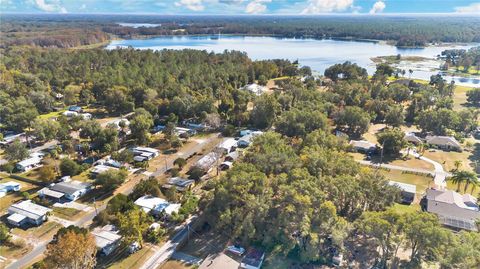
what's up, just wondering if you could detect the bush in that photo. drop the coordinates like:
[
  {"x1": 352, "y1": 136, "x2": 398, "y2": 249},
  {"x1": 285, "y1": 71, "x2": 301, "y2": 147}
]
[
  {"x1": 0, "y1": 223, "x2": 11, "y2": 244},
  {"x1": 170, "y1": 168, "x2": 180, "y2": 177},
  {"x1": 222, "y1": 124, "x2": 236, "y2": 137},
  {"x1": 187, "y1": 166, "x2": 205, "y2": 181},
  {"x1": 0, "y1": 162, "x2": 15, "y2": 173}
]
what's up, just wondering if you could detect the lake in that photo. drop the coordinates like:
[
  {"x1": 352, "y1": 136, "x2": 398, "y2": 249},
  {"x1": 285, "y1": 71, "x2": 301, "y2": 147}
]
[{"x1": 107, "y1": 35, "x2": 479, "y2": 87}]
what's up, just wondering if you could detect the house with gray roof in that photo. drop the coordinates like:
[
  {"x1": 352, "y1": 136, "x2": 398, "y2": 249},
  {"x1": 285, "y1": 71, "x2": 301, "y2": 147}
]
[
  {"x1": 349, "y1": 140, "x2": 377, "y2": 154},
  {"x1": 92, "y1": 225, "x2": 122, "y2": 256},
  {"x1": 425, "y1": 135, "x2": 462, "y2": 151},
  {"x1": 389, "y1": 181, "x2": 416, "y2": 204},
  {"x1": 424, "y1": 188, "x2": 479, "y2": 231},
  {"x1": 39, "y1": 181, "x2": 91, "y2": 201}
]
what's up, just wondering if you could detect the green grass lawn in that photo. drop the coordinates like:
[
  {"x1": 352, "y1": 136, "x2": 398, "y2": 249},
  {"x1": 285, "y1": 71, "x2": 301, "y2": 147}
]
[
  {"x1": 446, "y1": 181, "x2": 479, "y2": 197},
  {"x1": 12, "y1": 221, "x2": 61, "y2": 240},
  {"x1": 36, "y1": 110, "x2": 65, "y2": 120},
  {"x1": 107, "y1": 246, "x2": 155, "y2": 269},
  {"x1": 389, "y1": 203, "x2": 421, "y2": 214},
  {"x1": 379, "y1": 169, "x2": 433, "y2": 196}
]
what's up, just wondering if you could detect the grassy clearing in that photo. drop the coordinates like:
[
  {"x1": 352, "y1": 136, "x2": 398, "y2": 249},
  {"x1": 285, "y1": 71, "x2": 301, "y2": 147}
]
[
  {"x1": 0, "y1": 243, "x2": 33, "y2": 264},
  {"x1": 52, "y1": 207, "x2": 82, "y2": 220},
  {"x1": 107, "y1": 246, "x2": 154, "y2": 269},
  {"x1": 12, "y1": 221, "x2": 61, "y2": 240},
  {"x1": 446, "y1": 181, "x2": 480, "y2": 197},
  {"x1": 389, "y1": 203, "x2": 421, "y2": 214},
  {"x1": 422, "y1": 148, "x2": 477, "y2": 173},
  {"x1": 0, "y1": 177, "x2": 39, "y2": 213},
  {"x1": 379, "y1": 169, "x2": 433, "y2": 196},
  {"x1": 158, "y1": 260, "x2": 195, "y2": 269},
  {"x1": 37, "y1": 110, "x2": 65, "y2": 120}
]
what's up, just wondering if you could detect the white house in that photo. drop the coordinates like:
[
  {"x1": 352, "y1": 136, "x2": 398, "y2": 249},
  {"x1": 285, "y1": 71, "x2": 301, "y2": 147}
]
[
  {"x1": 7, "y1": 200, "x2": 52, "y2": 227},
  {"x1": 404, "y1": 132, "x2": 422, "y2": 145},
  {"x1": 217, "y1": 138, "x2": 238, "y2": 154},
  {"x1": 349, "y1": 140, "x2": 377, "y2": 154},
  {"x1": 0, "y1": 181, "x2": 21, "y2": 198},
  {"x1": 425, "y1": 136, "x2": 462, "y2": 151},
  {"x1": 0, "y1": 133, "x2": 26, "y2": 147},
  {"x1": 163, "y1": 177, "x2": 195, "y2": 192},
  {"x1": 92, "y1": 225, "x2": 122, "y2": 256},
  {"x1": 90, "y1": 164, "x2": 118, "y2": 177},
  {"x1": 62, "y1": 111, "x2": 78, "y2": 118},
  {"x1": 241, "y1": 83, "x2": 268, "y2": 96},
  {"x1": 425, "y1": 188, "x2": 479, "y2": 231},
  {"x1": 237, "y1": 131, "x2": 264, "y2": 148},
  {"x1": 134, "y1": 195, "x2": 181, "y2": 216},
  {"x1": 16, "y1": 152, "x2": 45, "y2": 172},
  {"x1": 194, "y1": 151, "x2": 221, "y2": 172}
]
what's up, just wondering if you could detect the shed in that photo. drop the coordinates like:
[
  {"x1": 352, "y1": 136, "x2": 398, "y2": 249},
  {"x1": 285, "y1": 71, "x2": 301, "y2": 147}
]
[
  {"x1": 389, "y1": 181, "x2": 416, "y2": 204},
  {"x1": 92, "y1": 225, "x2": 122, "y2": 256}
]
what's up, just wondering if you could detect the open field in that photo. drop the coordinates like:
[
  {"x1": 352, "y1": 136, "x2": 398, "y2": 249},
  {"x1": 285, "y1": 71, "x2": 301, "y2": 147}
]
[
  {"x1": 350, "y1": 152, "x2": 434, "y2": 171},
  {"x1": 158, "y1": 260, "x2": 194, "y2": 269},
  {"x1": 422, "y1": 147, "x2": 478, "y2": 173},
  {"x1": 12, "y1": 221, "x2": 61, "y2": 240},
  {"x1": 389, "y1": 203, "x2": 421, "y2": 214}
]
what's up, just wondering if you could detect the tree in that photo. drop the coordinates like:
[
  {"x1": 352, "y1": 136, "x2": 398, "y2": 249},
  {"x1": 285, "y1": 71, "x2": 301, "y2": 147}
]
[
  {"x1": 0, "y1": 97, "x2": 38, "y2": 132},
  {"x1": 334, "y1": 106, "x2": 371, "y2": 137},
  {"x1": 95, "y1": 169, "x2": 128, "y2": 191},
  {"x1": 250, "y1": 94, "x2": 279, "y2": 129},
  {"x1": 111, "y1": 149, "x2": 134, "y2": 164},
  {"x1": 448, "y1": 170, "x2": 479, "y2": 193},
  {"x1": 129, "y1": 177, "x2": 162, "y2": 201},
  {"x1": 441, "y1": 231, "x2": 480, "y2": 269},
  {"x1": 324, "y1": 61, "x2": 368, "y2": 81},
  {"x1": 466, "y1": 88, "x2": 480, "y2": 105},
  {"x1": 384, "y1": 105, "x2": 405, "y2": 127},
  {"x1": 5, "y1": 140, "x2": 29, "y2": 162},
  {"x1": 44, "y1": 228, "x2": 97, "y2": 269},
  {"x1": 404, "y1": 212, "x2": 452, "y2": 265},
  {"x1": 59, "y1": 158, "x2": 81, "y2": 177},
  {"x1": 0, "y1": 223, "x2": 10, "y2": 244},
  {"x1": 276, "y1": 108, "x2": 328, "y2": 137},
  {"x1": 33, "y1": 118, "x2": 60, "y2": 142},
  {"x1": 173, "y1": 157, "x2": 187, "y2": 169},
  {"x1": 377, "y1": 128, "x2": 407, "y2": 155},
  {"x1": 39, "y1": 165, "x2": 56, "y2": 183},
  {"x1": 355, "y1": 209, "x2": 405, "y2": 268},
  {"x1": 106, "y1": 194, "x2": 135, "y2": 215},
  {"x1": 130, "y1": 108, "x2": 154, "y2": 145},
  {"x1": 117, "y1": 207, "x2": 152, "y2": 247}
]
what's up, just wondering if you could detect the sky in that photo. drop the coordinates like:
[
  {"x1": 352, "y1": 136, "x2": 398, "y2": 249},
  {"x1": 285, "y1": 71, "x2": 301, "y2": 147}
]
[{"x1": 1, "y1": 0, "x2": 479, "y2": 15}]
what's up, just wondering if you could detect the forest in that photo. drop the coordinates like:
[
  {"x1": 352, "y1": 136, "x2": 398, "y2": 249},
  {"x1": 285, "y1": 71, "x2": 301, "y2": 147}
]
[
  {"x1": 1, "y1": 45, "x2": 479, "y2": 268},
  {"x1": 2, "y1": 14, "x2": 480, "y2": 48}
]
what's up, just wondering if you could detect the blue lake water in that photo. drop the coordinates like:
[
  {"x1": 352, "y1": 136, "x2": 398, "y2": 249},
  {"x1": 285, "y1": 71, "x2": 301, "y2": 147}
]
[{"x1": 107, "y1": 35, "x2": 479, "y2": 87}]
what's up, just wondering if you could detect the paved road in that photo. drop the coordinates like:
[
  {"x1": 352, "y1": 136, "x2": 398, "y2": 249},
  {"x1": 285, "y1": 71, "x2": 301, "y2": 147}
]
[
  {"x1": 140, "y1": 216, "x2": 197, "y2": 269},
  {"x1": 6, "y1": 134, "x2": 219, "y2": 269}
]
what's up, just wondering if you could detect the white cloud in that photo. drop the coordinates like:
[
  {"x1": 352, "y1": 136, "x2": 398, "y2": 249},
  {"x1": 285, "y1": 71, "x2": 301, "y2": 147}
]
[
  {"x1": 302, "y1": 0, "x2": 354, "y2": 14},
  {"x1": 175, "y1": 0, "x2": 205, "y2": 11},
  {"x1": 369, "y1": 0, "x2": 385, "y2": 14},
  {"x1": 454, "y1": 2, "x2": 480, "y2": 13},
  {"x1": 34, "y1": 0, "x2": 67, "y2": 13},
  {"x1": 245, "y1": 0, "x2": 271, "y2": 14}
]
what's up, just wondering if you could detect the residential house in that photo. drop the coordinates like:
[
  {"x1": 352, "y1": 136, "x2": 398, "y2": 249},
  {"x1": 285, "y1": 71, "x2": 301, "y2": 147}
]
[
  {"x1": 68, "y1": 106, "x2": 82, "y2": 113},
  {"x1": 90, "y1": 164, "x2": 119, "y2": 177},
  {"x1": 48, "y1": 181, "x2": 91, "y2": 201},
  {"x1": 389, "y1": 181, "x2": 416, "y2": 204},
  {"x1": 349, "y1": 140, "x2": 377, "y2": 154},
  {"x1": 404, "y1": 132, "x2": 422, "y2": 145},
  {"x1": 7, "y1": 200, "x2": 51, "y2": 227},
  {"x1": 217, "y1": 138, "x2": 238, "y2": 155},
  {"x1": 424, "y1": 188, "x2": 479, "y2": 231},
  {"x1": 241, "y1": 248, "x2": 265, "y2": 269},
  {"x1": 92, "y1": 225, "x2": 122, "y2": 256},
  {"x1": 0, "y1": 181, "x2": 21, "y2": 198},
  {"x1": 194, "y1": 151, "x2": 221, "y2": 173},
  {"x1": 0, "y1": 132, "x2": 26, "y2": 147},
  {"x1": 62, "y1": 111, "x2": 78, "y2": 118},
  {"x1": 425, "y1": 135, "x2": 462, "y2": 151},
  {"x1": 175, "y1": 127, "x2": 197, "y2": 136},
  {"x1": 237, "y1": 131, "x2": 264, "y2": 148},
  {"x1": 162, "y1": 177, "x2": 195, "y2": 192},
  {"x1": 199, "y1": 253, "x2": 240, "y2": 269},
  {"x1": 134, "y1": 195, "x2": 180, "y2": 216},
  {"x1": 130, "y1": 146, "x2": 159, "y2": 161},
  {"x1": 241, "y1": 83, "x2": 268, "y2": 96},
  {"x1": 220, "y1": 161, "x2": 233, "y2": 171},
  {"x1": 225, "y1": 151, "x2": 240, "y2": 162},
  {"x1": 16, "y1": 152, "x2": 45, "y2": 172}
]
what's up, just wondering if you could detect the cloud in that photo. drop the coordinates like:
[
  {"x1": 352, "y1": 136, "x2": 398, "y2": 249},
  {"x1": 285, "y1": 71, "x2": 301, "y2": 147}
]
[
  {"x1": 33, "y1": 0, "x2": 67, "y2": 13},
  {"x1": 302, "y1": 0, "x2": 354, "y2": 14},
  {"x1": 369, "y1": 0, "x2": 385, "y2": 14},
  {"x1": 454, "y1": 2, "x2": 480, "y2": 13},
  {"x1": 245, "y1": 0, "x2": 271, "y2": 14},
  {"x1": 175, "y1": 0, "x2": 205, "y2": 11}
]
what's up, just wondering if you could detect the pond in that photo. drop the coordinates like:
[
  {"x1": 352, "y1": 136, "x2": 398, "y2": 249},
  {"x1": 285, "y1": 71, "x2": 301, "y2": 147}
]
[{"x1": 107, "y1": 35, "x2": 480, "y2": 87}]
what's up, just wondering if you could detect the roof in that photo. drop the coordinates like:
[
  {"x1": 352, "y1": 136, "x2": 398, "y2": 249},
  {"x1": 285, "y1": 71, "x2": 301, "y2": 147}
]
[
  {"x1": 38, "y1": 187, "x2": 65, "y2": 199},
  {"x1": 218, "y1": 138, "x2": 238, "y2": 151},
  {"x1": 168, "y1": 177, "x2": 195, "y2": 188},
  {"x1": 134, "y1": 195, "x2": 168, "y2": 213},
  {"x1": 426, "y1": 136, "x2": 461, "y2": 148},
  {"x1": 195, "y1": 152, "x2": 221, "y2": 170},
  {"x1": 389, "y1": 181, "x2": 416, "y2": 194},
  {"x1": 0, "y1": 181, "x2": 21, "y2": 190},
  {"x1": 91, "y1": 164, "x2": 118, "y2": 174},
  {"x1": 238, "y1": 131, "x2": 263, "y2": 145},
  {"x1": 92, "y1": 225, "x2": 122, "y2": 249},
  {"x1": 404, "y1": 132, "x2": 423, "y2": 143},
  {"x1": 7, "y1": 213, "x2": 27, "y2": 223},
  {"x1": 426, "y1": 188, "x2": 478, "y2": 211},
  {"x1": 50, "y1": 181, "x2": 90, "y2": 196},
  {"x1": 16, "y1": 156, "x2": 42, "y2": 168},
  {"x1": 8, "y1": 200, "x2": 51, "y2": 220},
  {"x1": 241, "y1": 83, "x2": 268, "y2": 95},
  {"x1": 164, "y1": 203, "x2": 181, "y2": 215},
  {"x1": 241, "y1": 248, "x2": 265, "y2": 268},
  {"x1": 349, "y1": 140, "x2": 376, "y2": 150},
  {"x1": 199, "y1": 253, "x2": 240, "y2": 269},
  {"x1": 225, "y1": 151, "x2": 239, "y2": 161}
]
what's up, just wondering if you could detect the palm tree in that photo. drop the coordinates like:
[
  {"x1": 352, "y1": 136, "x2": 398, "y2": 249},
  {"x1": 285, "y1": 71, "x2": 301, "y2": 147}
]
[
  {"x1": 449, "y1": 170, "x2": 478, "y2": 193},
  {"x1": 452, "y1": 160, "x2": 463, "y2": 172}
]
